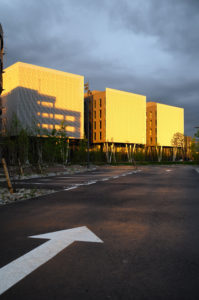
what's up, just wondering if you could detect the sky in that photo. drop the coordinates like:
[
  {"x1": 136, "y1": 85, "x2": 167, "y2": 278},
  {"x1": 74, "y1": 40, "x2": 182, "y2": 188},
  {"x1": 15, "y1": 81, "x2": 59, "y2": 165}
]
[{"x1": 0, "y1": 0, "x2": 199, "y2": 136}]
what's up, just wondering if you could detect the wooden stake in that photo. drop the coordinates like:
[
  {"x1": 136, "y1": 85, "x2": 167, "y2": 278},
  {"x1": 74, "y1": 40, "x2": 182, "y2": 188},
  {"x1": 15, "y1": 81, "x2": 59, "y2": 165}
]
[
  {"x1": 18, "y1": 159, "x2": 24, "y2": 176},
  {"x1": 2, "y1": 158, "x2": 14, "y2": 194}
]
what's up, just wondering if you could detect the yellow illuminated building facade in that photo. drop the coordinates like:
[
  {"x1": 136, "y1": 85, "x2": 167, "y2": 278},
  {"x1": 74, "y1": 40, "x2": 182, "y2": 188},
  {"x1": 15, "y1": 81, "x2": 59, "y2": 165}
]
[
  {"x1": 85, "y1": 88, "x2": 146, "y2": 145},
  {"x1": 0, "y1": 23, "x2": 3, "y2": 95},
  {"x1": 147, "y1": 102, "x2": 184, "y2": 147},
  {"x1": 1, "y1": 62, "x2": 84, "y2": 138}
]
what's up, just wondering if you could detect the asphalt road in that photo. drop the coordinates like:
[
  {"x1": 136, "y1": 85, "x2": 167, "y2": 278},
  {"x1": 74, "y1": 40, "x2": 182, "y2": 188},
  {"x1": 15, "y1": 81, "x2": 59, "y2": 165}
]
[{"x1": 0, "y1": 165, "x2": 199, "y2": 300}]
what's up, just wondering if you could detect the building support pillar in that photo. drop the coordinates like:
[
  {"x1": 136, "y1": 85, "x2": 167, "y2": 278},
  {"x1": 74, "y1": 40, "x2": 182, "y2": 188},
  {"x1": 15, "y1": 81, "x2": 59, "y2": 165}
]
[
  {"x1": 156, "y1": 146, "x2": 163, "y2": 162},
  {"x1": 111, "y1": 143, "x2": 116, "y2": 163},
  {"x1": 65, "y1": 138, "x2": 70, "y2": 164},
  {"x1": 173, "y1": 147, "x2": 177, "y2": 162},
  {"x1": 126, "y1": 144, "x2": 136, "y2": 163},
  {"x1": 104, "y1": 142, "x2": 112, "y2": 163}
]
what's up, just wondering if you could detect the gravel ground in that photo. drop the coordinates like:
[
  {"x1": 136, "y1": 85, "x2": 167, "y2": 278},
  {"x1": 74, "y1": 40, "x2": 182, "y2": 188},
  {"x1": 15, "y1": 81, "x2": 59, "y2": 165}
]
[
  {"x1": 0, "y1": 164, "x2": 97, "y2": 205},
  {"x1": 0, "y1": 188, "x2": 55, "y2": 205}
]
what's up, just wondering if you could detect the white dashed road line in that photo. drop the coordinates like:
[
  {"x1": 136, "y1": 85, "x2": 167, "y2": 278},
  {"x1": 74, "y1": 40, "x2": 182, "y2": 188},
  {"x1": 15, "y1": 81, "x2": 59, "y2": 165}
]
[
  {"x1": 85, "y1": 181, "x2": 97, "y2": 185},
  {"x1": 18, "y1": 169, "x2": 141, "y2": 192},
  {"x1": 101, "y1": 178, "x2": 109, "y2": 181},
  {"x1": 64, "y1": 186, "x2": 78, "y2": 191}
]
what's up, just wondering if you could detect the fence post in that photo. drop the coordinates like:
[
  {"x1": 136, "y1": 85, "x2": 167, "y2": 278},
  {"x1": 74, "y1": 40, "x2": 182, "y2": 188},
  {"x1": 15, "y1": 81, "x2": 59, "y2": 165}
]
[{"x1": 2, "y1": 158, "x2": 14, "y2": 194}]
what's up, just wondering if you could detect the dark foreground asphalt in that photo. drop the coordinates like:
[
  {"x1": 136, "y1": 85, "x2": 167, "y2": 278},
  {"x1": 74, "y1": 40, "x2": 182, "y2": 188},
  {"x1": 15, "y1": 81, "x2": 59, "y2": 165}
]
[{"x1": 0, "y1": 165, "x2": 199, "y2": 300}]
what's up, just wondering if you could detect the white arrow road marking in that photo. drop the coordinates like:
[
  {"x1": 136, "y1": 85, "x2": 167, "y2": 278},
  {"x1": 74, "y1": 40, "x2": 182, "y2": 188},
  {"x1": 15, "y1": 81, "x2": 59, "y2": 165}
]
[{"x1": 0, "y1": 226, "x2": 103, "y2": 295}]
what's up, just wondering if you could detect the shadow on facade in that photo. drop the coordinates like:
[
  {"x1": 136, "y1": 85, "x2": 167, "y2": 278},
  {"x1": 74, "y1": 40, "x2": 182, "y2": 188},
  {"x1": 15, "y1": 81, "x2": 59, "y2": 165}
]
[{"x1": 1, "y1": 87, "x2": 81, "y2": 138}]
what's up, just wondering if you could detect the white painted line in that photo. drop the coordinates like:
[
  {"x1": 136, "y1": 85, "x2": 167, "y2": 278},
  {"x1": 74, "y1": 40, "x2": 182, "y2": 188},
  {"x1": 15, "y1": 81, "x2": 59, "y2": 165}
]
[
  {"x1": 166, "y1": 169, "x2": 172, "y2": 172},
  {"x1": 74, "y1": 183, "x2": 87, "y2": 187},
  {"x1": 17, "y1": 182, "x2": 32, "y2": 184},
  {"x1": 196, "y1": 169, "x2": 199, "y2": 174},
  {"x1": 113, "y1": 176, "x2": 119, "y2": 179},
  {"x1": 57, "y1": 177, "x2": 74, "y2": 179},
  {"x1": 0, "y1": 226, "x2": 103, "y2": 295},
  {"x1": 101, "y1": 178, "x2": 109, "y2": 181},
  {"x1": 21, "y1": 183, "x2": 43, "y2": 185},
  {"x1": 64, "y1": 186, "x2": 77, "y2": 191},
  {"x1": 85, "y1": 181, "x2": 97, "y2": 185}
]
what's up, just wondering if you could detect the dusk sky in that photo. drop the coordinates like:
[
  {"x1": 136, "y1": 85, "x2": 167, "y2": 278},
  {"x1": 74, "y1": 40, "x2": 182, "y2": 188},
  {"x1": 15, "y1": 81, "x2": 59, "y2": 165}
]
[{"x1": 1, "y1": 0, "x2": 199, "y2": 136}]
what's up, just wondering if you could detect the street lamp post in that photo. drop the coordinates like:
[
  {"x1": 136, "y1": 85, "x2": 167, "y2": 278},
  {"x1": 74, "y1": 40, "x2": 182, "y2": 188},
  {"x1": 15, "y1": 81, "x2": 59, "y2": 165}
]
[{"x1": 84, "y1": 82, "x2": 91, "y2": 168}]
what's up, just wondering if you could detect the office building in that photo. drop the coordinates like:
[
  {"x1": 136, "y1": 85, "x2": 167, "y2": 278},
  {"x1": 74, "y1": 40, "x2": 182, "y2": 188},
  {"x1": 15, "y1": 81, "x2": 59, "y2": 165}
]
[
  {"x1": 85, "y1": 88, "x2": 146, "y2": 145},
  {"x1": 0, "y1": 23, "x2": 3, "y2": 95},
  {"x1": 146, "y1": 102, "x2": 184, "y2": 147},
  {"x1": 1, "y1": 62, "x2": 84, "y2": 138}
]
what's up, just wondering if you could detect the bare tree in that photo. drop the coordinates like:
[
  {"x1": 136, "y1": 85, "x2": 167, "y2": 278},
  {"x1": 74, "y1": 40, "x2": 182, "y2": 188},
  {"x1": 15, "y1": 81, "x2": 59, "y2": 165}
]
[{"x1": 171, "y1": 132, "x2": 184, "y2": 161}]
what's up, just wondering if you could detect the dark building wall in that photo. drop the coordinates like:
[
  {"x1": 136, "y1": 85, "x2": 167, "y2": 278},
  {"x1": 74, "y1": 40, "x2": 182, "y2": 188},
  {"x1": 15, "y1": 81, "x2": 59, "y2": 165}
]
[
  {"x1": 84, "y1": 91, "x2": 106, "y2": 144},
  {"x1": 146, "y1": 102, "x2": 157, "y2": 146},
  {"x1": 0, "y1": 24, "x2": 3, "y2": 95}
]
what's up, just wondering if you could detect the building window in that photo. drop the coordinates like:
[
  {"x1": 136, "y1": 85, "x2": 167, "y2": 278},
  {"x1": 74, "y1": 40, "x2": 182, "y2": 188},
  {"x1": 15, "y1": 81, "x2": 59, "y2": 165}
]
[
  {"x1": 100, "y1": 120, "x2": 102, "y2": 129},
  {"x1": 94, "y1": 121, "x2": 96, "y2": 130},
  {"x1": 94, "y1": 110, "x2": 96, "y2": 118},
  {"x1": 149, "y1": 111, "x2": 152, "y2": 119},
  {"x1": 94, "y1": 132, "x2": 96, "y2": 140},
  {"x1": 150, "y1": 120, "x2": 152, "y2": 127},
  {"x1": 100, "y1": 110, "x2": 102, "y2": 118},
  {"x1": 150, "y1": 137, "x2": 153, "y2": 144},
  {"x1": 94, "y1": 100, "x2": 96, "y2": 108},
  {"x1": 99, "y1": 98, "x2": 102, "y2": 107},
  {"x1": 100, "y1": 131, "x2": 102, "y2": 140},
  {"x1": 150, "y1": 129, "x2": 152, "y2": 136}
]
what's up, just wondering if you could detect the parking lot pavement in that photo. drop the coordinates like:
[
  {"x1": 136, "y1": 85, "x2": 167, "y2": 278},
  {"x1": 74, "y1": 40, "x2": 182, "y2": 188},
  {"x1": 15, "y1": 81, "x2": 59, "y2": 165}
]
[
  {"x1": 7, "y1": 165, "x2": 139, "y2": 190},
  {"x1": 1, "y1": 165, "x2": 199, "y2": 299}
]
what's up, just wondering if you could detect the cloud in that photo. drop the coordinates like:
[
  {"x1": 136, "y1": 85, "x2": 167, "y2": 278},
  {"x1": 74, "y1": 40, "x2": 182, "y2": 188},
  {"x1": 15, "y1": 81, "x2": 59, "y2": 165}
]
[
  {"x1": 107, "y1": 0, "x2": 199, "y2": 56},
  {"x1": 0, "y1": 0, "x2": 198, "y2": 135}
]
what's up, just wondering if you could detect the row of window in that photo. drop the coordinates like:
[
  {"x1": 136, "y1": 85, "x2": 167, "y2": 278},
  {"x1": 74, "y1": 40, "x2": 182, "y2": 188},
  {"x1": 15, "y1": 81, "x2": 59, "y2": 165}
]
[
  {"x1": 93, "y1": 109, "x2": 102, "y2": 119},
  {"x1": 149, "y1": 128, "x2": 157, "y2": 136},
  {"x1": 94, "y1": 120, "x2": 102, "y2": 130},
  {"x1": 94, "y1": 98, "x2": 102, "y2": 108},
  {"x1": 147, "y1": 111, "x2": 157, "y2": 119},
  {"x1": 149, "y1": 120, "x2": 157, "y2": 127},
  {"x1": 94, "y1": 131, "x2": 102, "y2": 140},
  {"x1": 149, "y1": 137, "x2": 157, "y2": 144}
]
